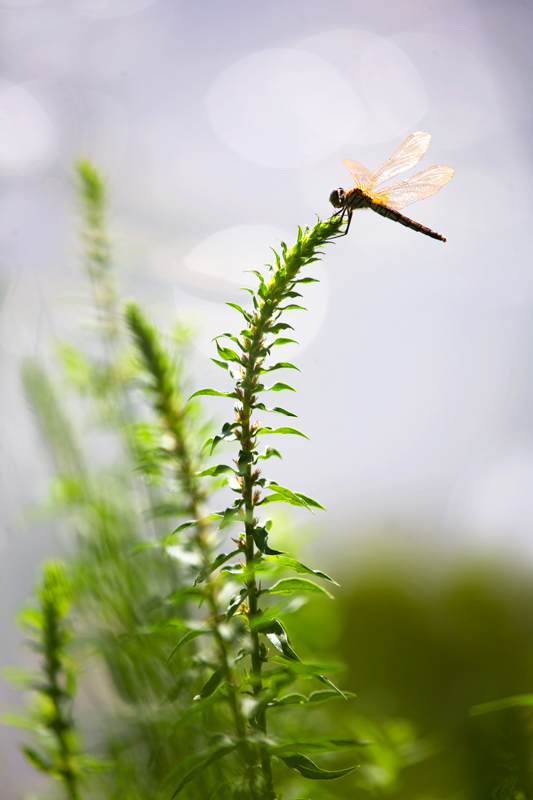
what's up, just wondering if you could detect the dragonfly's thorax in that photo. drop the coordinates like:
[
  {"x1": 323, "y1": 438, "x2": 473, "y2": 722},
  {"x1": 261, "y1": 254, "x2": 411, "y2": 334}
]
[{"x1": 345, "y1": 186, "x2": 372, "y2": 209}]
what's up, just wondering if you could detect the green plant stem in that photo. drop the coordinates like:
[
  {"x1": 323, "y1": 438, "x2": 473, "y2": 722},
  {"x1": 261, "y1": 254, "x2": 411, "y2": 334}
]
[
  {"x1": 234, "y1": 216, "x2": 344, "y2": 800},
  {"x1": 125, "y1": 303, "x2": 259, "y2": 796},
  {"x1": 77, "y1": 160, "x2": 119, "y2": 347},
  {"x1": 171, "y1": 442, "x2": 259, "y2": 796},
  {"x1": 242, "y1": 398, "x2": 274, "y2": 798},
  {"x1": 40, "y1": 565, "x2": 81, "y2": 800},
  {"x1": 196, "y1": 518, "x2": 260, "y2": 800},
  {"x1": 45, "y1": 642, "x2": 79, "y2": 799}
]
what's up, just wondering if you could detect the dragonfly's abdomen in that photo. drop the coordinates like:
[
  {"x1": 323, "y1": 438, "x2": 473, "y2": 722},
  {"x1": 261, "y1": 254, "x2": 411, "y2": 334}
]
[{"x1": 368, "y1": 199, "x2": 446, "y2": 242}]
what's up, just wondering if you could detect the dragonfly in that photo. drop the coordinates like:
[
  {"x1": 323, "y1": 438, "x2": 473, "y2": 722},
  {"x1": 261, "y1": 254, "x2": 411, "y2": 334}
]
[{"x1": 329, "y1": 132, "x2": 454, "y2": 242}]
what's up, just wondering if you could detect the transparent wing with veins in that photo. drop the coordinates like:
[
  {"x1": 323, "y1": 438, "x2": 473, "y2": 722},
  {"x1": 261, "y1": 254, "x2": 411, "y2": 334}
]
[
  {"x1": 344, "y1": 132, "x2": 432, "y2": 190},
  {"x1": 342, "y1": 160, "x2": 372, "y2": 190},
  {"x1": 370, "y1": 165, "x2": 455, "y2": 209}
]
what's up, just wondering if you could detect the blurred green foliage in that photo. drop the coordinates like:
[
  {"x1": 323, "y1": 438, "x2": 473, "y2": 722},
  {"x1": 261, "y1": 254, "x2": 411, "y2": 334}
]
[{"x1": 286, "y1": 553, "x2": 533, "y2": 799}]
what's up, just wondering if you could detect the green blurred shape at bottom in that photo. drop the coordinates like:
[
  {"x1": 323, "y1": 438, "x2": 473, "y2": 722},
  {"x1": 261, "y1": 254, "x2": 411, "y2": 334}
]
[{"x1": 290, "y1": 545, "x2": 533, "y2": 800}]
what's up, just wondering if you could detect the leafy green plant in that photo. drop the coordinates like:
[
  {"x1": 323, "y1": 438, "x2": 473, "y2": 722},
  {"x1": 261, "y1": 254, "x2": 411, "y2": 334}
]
[
  {"x1": 3, "y1": 561, "x2": 87, "y2": 799},
  {"x1": 9, "y1": 161, "x2": 223, "y2": 799},
  {"x1": 148, "y1": 213, "x2": 372, "y2": 799}
]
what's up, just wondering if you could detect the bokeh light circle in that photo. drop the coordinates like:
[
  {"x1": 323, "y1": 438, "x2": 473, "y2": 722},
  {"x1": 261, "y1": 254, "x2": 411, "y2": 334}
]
[
  {"x1": 0, "y1": 80, "x2": 55, "y2": 171},
  {"x1": 206, "y1": 49, "x2": 362, "y2": 168},
  {"x1": 297, "y1": 30, "x2": 428, "y2": 146}
]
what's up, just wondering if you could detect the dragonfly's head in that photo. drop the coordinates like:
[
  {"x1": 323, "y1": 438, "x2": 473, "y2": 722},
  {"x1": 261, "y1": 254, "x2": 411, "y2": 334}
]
[{"x1": 329, "y1": 188, "x2": 346, "y2": 209}]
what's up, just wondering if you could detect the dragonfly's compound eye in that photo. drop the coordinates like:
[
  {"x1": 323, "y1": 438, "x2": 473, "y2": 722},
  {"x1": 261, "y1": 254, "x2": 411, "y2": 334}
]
[{"x1": 329, "y1": 188, "x2": 345, "y2": 208}]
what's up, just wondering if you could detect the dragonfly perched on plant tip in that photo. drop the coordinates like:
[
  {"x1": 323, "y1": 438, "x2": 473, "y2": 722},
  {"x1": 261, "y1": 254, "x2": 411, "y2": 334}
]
[{"x1": 329, "y1": 132, "x2": 454, "y2": 242}]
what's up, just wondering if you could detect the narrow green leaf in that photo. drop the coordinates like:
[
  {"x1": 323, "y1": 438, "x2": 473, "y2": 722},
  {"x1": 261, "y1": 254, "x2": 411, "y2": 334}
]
[
  {"x1": 278, "y1": 304, "x2": 307, "y2": 311},
  {"x1": 237, "y1": 450, "x2": 255, "y2": 472},
  {"x1": 262, "y1": 361, "x2": 300, "y2": 373},
  {"x1": 470, "y1": 694, "x2": 533, "y2": 716},
  {"x1": 216, "y1": 505, "x2": 244, "y2": 529},
  {"x1": 271, "y1": 690, "x2": 355, "y2": 709},
  {"x1": 194, "y1": 550, "x2": 240, "y2": 585},
  {"x1": 203, "y1": 422, "x2": 240, "y2": 455},
  {"x1": 261, "y1": 485, "x2": 325, "y2": 512},
  {"x1": 316, "y1": 675, "x2": 346, "y2": 697},
  {"x1": 171, "y1": 520, "x2": 198, "y2": 534},
  {"x1": 267, "y1": 382, "x2": 296, "y2": 392},
  {"x1": 253, "y1": 402, "x2": 297, "y2": 418},
  {"x1": 273, "y1": 739, "x2": 363, "y2": 756},
  {"x1": 189, "y1": 388, "x2": 238, "y2": 400},
  {"x1": 266, "y1": 578, "x2": 333, "y2": 599},
  {"x1": 290, "y1": 491, "x2": 326, "y2": 510},
  {"x1": 1, "y1": 712, "x2": 36, "y2": 729},
  {"x1": 194, "y1": 667, "x2": 226, "y2": 700},
  {"x1": 259, "y1": 619, "x2": 300, "y2": 661},
  {"x1": 274, "y1": 693, "x2": 308, "y2": 707},
  {"x1": 21, "y1": 746, "x2": 53, "y2": 773},
  {"x1": 167, "y1": 629, "x2": 207, "y2": 662},
  {"x1": 257, "y1": 447, "x2": 282, "y2": 461},
  {"x1": 279, "y1": 753, "x2": 358, "y2": 781},
  {"x1": 195, "y1": 464, "x2": 235, "y2": 478},
  {"x1": 226, "y1": 588, "x2": 248, "y2": 620},
  {"x1": 220, "y1": 564, "x2": 245, "y2": 577},
  {"x1": 244, "y1": 269, "x2": 265, "y2": 281},
  {"x1": 213, "y1": 332, "x2": 244, "y2": 349},
  {"x1": 269, "y1": 322, "x2": 294, "y2": 333},
  {"x1": 296, "y1": 277, "x2": 319, "y2": 284},
  {"x1": 210, "y1": 358, "x2": 229, "y2": 371},
  {"x1": 261, "y1": 484, "x2": 321, "y2": 512},
  {"x1": 252, "y1": 526, "x2": 285, "y2": 556},
  {"x1": 256, "y1": 426, "x2": 308, "y2": 439},
  {"x1": 16, "y1": 608, "x2": 44, "y2": 631},
  {"x1": 270, "y1": 337, "x2": 299, "y2": 346},
  {"x1": 265, "y1": 556, "x2": 339, "y2": 586},
  {"x1": 308, "y1": 689, "x2": 355, "y2": 704},
  {"x1": 171, "y1": 743, "x2": 237, "y2": 798},
  {"x1": 169, "y1": 514, "x2": 224, "y2": 536},
  {"x1": 215, "y1": 342, "x2": 241, "y2": 363},
  {"x1": 1, "y1": 669, "x2": 35, "y2": 690},
  {"x1": 262, "y1": 493, "x2": 296, "y2": 506},
  {"x1": 226, "y1": 302, "x2": 252, "y2": 321}
]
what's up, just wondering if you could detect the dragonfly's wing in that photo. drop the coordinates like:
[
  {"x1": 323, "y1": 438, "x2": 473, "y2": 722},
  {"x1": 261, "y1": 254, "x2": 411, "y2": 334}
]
[
  {"x1": 344, "y1": 160, "x2": 372, "y2": 189},
  {"x1": 367, "y1": 132, "x2": 432, "y2": 189},
  {"x1": 370, "y1": 165, "x2": 455, "y2": 209}
]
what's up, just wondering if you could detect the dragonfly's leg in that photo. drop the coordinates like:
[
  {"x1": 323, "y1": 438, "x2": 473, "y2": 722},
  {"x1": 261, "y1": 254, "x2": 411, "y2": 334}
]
[
  {"x1": 342, "y1": 209, "x2": 353, "y2": 236},
  {"x1": 328, "y1": 209, "x2": 352, "y2": 239}
]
